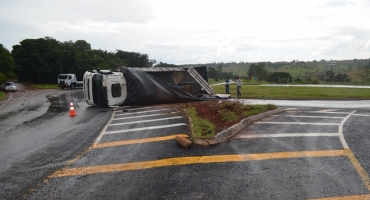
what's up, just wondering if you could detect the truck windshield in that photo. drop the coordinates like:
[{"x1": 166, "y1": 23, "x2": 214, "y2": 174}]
[{"x1": 58, "y1": 75, "x2": 68, "y2": 79}]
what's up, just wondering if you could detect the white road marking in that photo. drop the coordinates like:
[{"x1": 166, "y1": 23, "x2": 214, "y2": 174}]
[
  {"x1": 235, "y1": 133, "x2": 339, "y2": 139},
  {"x1": 353, "y1": 114, "x2": 370, "y2": 117},
  {"x1": 94, "y1": 111, "x2": 116, "y2": 144},
  {"x1": 114, "y1": 109, "x2": 171, "y2": 116},
  {"x1": 314, "y1": 109, "x2": 339, "y2": 112},
  {"x1": 338, "y1": 111, "x2": 356, "y2": 149},
  {"x1": 115, "y1": 106, "x2": 156, "y2": 111},
  {"x1": 104, "y1": 123, "x2": 188, "y2": 134},
  {"x1": 112, "y1": 112, "x2": 180, "y2": 121},
  {"x1": 309, "y1": 111, "x2": 351, "y2": 114},
  {"x1": 0, "y1": 92, "x2": 12, "y2": 109},
  {"x1": 109, "y1": 116, "x2": 183, "y2": 126},
  {"x1": 255, "y1": 122, "x2": 340, "y2": 125},
  {"x1": 270, "y1": 115, "x2": 344, "y2": 119},
  {"x1": 286, "y1": 110, "x2": 350, "y2": 114}
]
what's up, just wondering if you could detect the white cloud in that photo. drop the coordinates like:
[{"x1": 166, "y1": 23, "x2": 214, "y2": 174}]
[{"x1": 1, "y1": 0, "x2": 370, "y2": 64}]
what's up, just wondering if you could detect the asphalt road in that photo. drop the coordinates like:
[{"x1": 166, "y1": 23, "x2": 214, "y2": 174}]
[
  {"x1": 0, "y1": 84, "x2": 111, "y2": 199},
  {"x1": 2, "y1": 85, "x2": 370, "y2": 199},
  {"x1": 29, "y1": 105, "x2": 370, "y2": 199}
]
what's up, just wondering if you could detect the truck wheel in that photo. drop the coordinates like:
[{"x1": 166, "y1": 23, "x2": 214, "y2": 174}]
[
  {"x1": 61, "y1": 86, "x2": 64, "y2": 89},
  {"x1": 71, "y1": 84, "x2": 75, "y2": 89}
]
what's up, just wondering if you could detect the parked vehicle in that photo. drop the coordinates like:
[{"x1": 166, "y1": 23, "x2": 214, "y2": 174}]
[
  {"x1": 2, "y1": 82, "x2": 17, "y2": 92},
  {"x1": 57, "y1": 74, "x2": 83, "y2": 89},
  {"x1": 83, "y1": 67, "x2": 213, "y2": 107}
]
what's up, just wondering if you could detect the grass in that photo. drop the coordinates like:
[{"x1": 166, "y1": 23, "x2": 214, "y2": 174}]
[
  {"x1": 0, "y1": 91, "x2": 5, "y2": 101},
  {"x1": 243, "y1": 104, "x2": 277, "y2": 117},
  {"x1": 212, "y1": 84, "x2": 370, "y2": 99},
  {"x1": 184, "y1": 102, "x2": 277, "y2": 139},
  {"x1": 185, "y1": 107, "x2": 216, "y2": 139},
  {"x1": 30, "y1": 84, "x2": 58, "y2": 89}
]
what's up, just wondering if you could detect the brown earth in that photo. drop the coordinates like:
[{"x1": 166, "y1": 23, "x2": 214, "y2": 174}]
[{"x1": 167, "y1": 100, "x2": 274, "y2": 133}]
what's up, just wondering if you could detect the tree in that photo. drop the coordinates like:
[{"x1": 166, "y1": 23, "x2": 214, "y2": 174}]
[
  {"x1": 217, "y1": 64, "x2": 223, "y2": 73},
  {"x1": 334, "y1": 73, "x2": 351, "y2": 82},
  {"x1": 12, "y1": 37, "x2": 63, "y2": 83},
  {"x1": 359, "y1": 69, "x2": 370, "y2": 82},
  {"x1": 155, "y1": 62, "x2": 177, "y2": 67},
  {"x1": 115, "y1": 50, "x2": 155, "y2": 67},
  {"x1": 0, "y1": 43, "x2": 15, "y2": 83},
  {"x1": 267, "y1": 72, "x2": 292, "y2": 83},
  {"x1": 74, "y1": 40, "x2": 92, "y2": 51},
  {"x1": 326, "y1": 70, "x2": 335, "y2": 82},
  {"x1": 207, "y1": 67, "x2": 217, "y2": 80},
  {"x1": 247, "y1": 62, "x2": 268, "y2": 81}
]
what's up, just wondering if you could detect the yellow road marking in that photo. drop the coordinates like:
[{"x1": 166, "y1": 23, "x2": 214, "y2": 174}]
[
  {"x1": 310, "y1": 194, "x2": 370, "y2": 199},
  {"x1": 92, "y1": 134, "x2": 189, "y2": 148},
  {"x1": 344, "y1": 148, "x2": 370, "y2": 191},
  {"x1": 49, "y1": 150, "x2": 347, "y2": 178}
]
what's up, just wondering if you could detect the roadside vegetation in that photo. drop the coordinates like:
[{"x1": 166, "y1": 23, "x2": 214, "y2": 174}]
[
  {"x1": 0, "y1": 91, "x2": 5, "y2": 101},
  {"x1": 30, "y1": 84, "x2": 58, "y2": 89},
  {"x1": 212, "y1": 84, "x2": 370, "y2": 99},
  {"x1": 190, "y1": 59, "x2": 370, "y2": 84},
  {"x1": 182, "y1": 101, "x2": 277, "y2": 139}
]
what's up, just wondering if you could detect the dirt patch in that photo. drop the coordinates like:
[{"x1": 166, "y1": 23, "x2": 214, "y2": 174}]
[{"x1": 167, "y1": 100, "x2": 276, "y2": 134}]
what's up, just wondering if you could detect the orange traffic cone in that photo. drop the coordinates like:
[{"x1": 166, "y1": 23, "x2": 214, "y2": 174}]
[{"x1": 69, "y1": 101, "x2": 77, "y2": 117}]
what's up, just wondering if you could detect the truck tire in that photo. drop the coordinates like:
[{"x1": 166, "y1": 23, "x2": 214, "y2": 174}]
[
  {"x1": 61, "y1": 86, "x2": 64, "y2": 89},
  {"x1": 71, "y1": 84, "x2": 75, "y2": 89}
]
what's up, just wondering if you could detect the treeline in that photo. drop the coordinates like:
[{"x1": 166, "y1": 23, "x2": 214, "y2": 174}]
[
  {"x1": 2, "y1": 36, "x2": 370, "y2": 84},
  {"x1": 189, "y1": 59, "x2": 370, "y2": 83},
  {"x1": 0, "y1": 36, "x2": 160, "y2": 84}
]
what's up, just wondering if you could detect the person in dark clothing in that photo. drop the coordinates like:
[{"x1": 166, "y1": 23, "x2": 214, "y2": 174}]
[{"x1": 225, "y1": 78, "x2": 231, "y2": 94}]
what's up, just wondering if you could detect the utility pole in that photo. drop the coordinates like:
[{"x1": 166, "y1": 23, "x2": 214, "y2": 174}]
[{"x1": 325, "y1": 60, "x2": 336, "y2": 84}]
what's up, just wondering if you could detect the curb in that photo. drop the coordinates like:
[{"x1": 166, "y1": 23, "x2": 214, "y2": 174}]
[{"x1": 193, "y1": 108, "x2": 285, "y2": 145}]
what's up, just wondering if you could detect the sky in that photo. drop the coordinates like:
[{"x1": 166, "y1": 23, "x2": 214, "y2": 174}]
[{"x1": 1, "y1": 0, "x2": 370, "y2": 65}]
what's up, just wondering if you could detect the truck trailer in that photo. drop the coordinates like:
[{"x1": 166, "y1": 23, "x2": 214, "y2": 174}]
[{"x1": 83, "y1": 66, "x2": 213, "y2": 107}]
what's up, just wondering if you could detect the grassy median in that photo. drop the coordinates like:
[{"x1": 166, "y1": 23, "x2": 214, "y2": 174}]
[{"x1": 212, "y1": 84, "x2": 370, "y2": 99}]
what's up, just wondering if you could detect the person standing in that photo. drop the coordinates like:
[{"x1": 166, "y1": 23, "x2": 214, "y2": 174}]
[
  {"x1": 236, "y1": 76, "x2": 242, "y2": 97},
  {"x1": 225, "y1": 78, "x2": 231, "y2": 94}
]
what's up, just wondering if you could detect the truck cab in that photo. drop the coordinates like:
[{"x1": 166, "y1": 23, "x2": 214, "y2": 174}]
[
  {"x1": 83, "y1": 69, "x2": 127, "y2": 107},
  {"x1": 58, "y1": 74, "x2": 83, "y2": 89}
]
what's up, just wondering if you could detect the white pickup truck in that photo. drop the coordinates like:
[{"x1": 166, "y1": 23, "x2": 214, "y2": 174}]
[{"x1": 58, "y1": 74, "x2": 83, "y2": 89}]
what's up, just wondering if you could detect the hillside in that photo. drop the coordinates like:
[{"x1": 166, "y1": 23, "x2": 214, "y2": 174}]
[{"x1": 182, "y1": 59, "x2": 370, "y2": 82}]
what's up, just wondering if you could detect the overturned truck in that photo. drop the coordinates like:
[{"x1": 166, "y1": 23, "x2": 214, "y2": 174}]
[{"x1": 83, "y1": 66, "x2": 214, "y2": 107}]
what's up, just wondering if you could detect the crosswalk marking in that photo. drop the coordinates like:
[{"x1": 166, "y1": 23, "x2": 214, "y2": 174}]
[
  {"x1": 92, "y1": 134, "x2": 189, "y2": 148},
  {"x1": 255, "y1": 122, "x2": 340, "y2": 125},
  {"x1": 114, "y1": 109, "x2": 171, "y2": 116},
  {"x1": 109, "y1": 116, "x2": 183, "y2": 126},
  {"x1": 235, "y1": 133, "x2": 339, "y2": 138},
  {"x1": 112, "y1": 112, "x2": 180, "y2": 121},
  {"x1": 271, "y1": 115, "x2": 344, "y2": 119},
  {"x1": 104, "y1": 123, "x2": 188, "y2": 134}
]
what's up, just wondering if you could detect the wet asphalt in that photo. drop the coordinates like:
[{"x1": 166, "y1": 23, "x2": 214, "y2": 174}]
[
  {"x1": 0, "y1": 84, "x2": 111, "y2": 199},
  {"x1": 1, "y1": 85, "x2": 370, "y2": 199}
]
